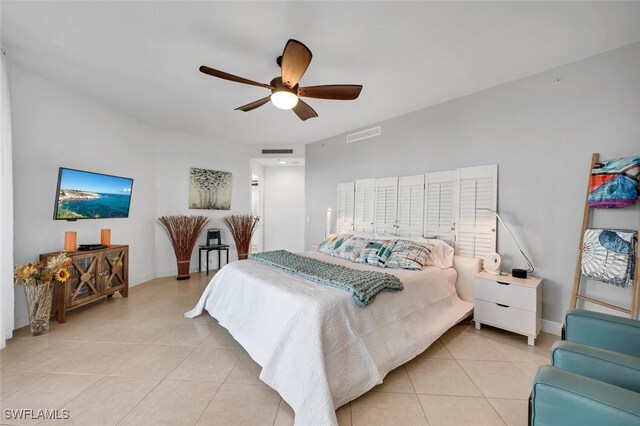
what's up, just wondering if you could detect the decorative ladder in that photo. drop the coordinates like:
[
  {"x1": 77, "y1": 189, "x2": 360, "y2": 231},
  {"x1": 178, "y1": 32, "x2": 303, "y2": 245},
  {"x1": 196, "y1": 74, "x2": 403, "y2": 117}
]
[{"x1": 570, "y1": 153, "x2": 640, "y2": 318}]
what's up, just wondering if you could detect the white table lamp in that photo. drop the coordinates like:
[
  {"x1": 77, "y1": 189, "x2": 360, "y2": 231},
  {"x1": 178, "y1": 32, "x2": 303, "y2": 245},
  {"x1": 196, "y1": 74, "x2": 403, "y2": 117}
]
[{"x1": 477, "y1": 208, "x2": 534, "y2": 278}]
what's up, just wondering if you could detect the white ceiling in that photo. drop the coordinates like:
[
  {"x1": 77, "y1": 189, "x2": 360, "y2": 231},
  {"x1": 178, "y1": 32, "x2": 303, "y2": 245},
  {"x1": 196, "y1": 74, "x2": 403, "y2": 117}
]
[{"x1": 3, "y1": 2, "x2": 640, "y2": 145}]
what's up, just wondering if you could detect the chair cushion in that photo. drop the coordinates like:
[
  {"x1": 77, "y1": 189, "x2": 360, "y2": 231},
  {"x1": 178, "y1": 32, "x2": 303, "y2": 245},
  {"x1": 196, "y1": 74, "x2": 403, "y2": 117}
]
[
  {"x1": 552, "y1": 340, "x2": 640, "y2": 393},
  {"x1": 532, "y1": 365, "x2": 640, "y2": 426},
  {"x1": 565, "y1": 309, "x2": 640, "y2": 357}
]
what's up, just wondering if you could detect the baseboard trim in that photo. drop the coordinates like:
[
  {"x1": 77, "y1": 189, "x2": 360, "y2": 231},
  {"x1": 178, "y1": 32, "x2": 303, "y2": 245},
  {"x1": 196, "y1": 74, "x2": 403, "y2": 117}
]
[
  {"x1": 154, "y1": 267, "x2": 214, "y2": 280},
  {"x1": 130, "y1": 272, "x2": 155, "y2": 287},
  {"x1": 541, "y1": 319, "x2": 562, "y2": 336}
]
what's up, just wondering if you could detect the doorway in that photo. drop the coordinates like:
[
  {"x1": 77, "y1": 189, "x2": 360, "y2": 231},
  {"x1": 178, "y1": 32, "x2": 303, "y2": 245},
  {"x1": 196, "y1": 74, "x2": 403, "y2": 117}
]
[
  {"x1": 250, "y1": 173, "x2": 263, "y2": 253},
  {"x1": 250, "y1": 158, "x2": 305, "y2": 253}
]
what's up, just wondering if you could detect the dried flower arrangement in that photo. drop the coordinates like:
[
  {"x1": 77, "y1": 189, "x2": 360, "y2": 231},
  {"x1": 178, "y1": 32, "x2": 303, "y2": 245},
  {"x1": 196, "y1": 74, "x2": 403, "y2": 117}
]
[
  {"x1": 156, "y1": 215, "x2": 211, "y2": 279},
  {"x1": 14, "y1": 252, "x2": 72, "y2": 287},
  {"x1": 14, "y1": 252, "x2": 72, "y2": 335},
  {"x1": 222, "y1": 214, "x2": 260, "y2": 260}
]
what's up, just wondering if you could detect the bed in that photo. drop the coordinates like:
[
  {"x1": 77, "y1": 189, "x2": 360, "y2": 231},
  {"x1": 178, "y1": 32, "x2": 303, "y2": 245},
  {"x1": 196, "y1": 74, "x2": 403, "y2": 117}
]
[{"x1": 185, "y1": 250, "x2": 480, "y2": 425}]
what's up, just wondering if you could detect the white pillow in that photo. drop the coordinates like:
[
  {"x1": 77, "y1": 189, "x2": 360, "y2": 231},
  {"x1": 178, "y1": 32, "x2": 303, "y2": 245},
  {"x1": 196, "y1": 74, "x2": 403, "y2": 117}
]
[
  {"x1": 345, "y1": 231, "x2": 375, "y2": 240},
  {"x1": 372, "y1": 234, "x2": 453, "y2": 269},
  {"x1": 424, "y1": 239, "x2": 454, "y2": 269}
]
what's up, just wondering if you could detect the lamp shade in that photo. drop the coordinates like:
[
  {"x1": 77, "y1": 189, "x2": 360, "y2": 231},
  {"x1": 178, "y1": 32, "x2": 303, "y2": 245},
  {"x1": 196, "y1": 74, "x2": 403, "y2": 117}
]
[{"x1": 270, "y1": 91, "x2": 298, "y2": 110}]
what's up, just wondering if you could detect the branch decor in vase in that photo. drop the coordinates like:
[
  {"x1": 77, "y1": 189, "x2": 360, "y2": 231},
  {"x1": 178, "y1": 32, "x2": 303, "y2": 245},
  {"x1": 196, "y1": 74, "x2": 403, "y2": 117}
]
[
  {"x1": 14, "y1": 252, "x2": 72, "y2": 335},
  {"x1": 222, "y1": 214, "x2": 260, "y2": 260},
  {"x1": 157, "y1": 215, "x2": 211, "y2": 280}
]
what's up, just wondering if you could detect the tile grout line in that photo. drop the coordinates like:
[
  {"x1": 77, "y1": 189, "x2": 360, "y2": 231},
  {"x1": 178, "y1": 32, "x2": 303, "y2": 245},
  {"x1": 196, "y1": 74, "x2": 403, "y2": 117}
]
[
  {"x1": 115, "y1": 377, "x2": 166, "y2": 426},
  {"x1": 192, "y1": 348, "x2": 245, "y2": 425},
  {"x1": 446, "y1": 332, "x2": 511, "y2": 424},
  {"x1": 191, "y1": 380, "x2": 224, "y2": 425},
  {"x1": 272, "y1": 397, "x2": 284, "y2": 426},
  {"x1": 54, "y1": 374, "x2": 109, "y2": 423},
  {"x1": 405, "y1": 350, "x2": 431, "y2": 426},
  {"x1": 45, "y1": 342, "x2": 160, "y2": 425},
  {"x1": 114, "y1": 311, "x2": 213, "y2": 425},
  {"x1": 459, "y1": 330, "x2": 535, "y2": 425},
  {"x1": 486, "y1": 397, "x2": 513, "y2": 426}
]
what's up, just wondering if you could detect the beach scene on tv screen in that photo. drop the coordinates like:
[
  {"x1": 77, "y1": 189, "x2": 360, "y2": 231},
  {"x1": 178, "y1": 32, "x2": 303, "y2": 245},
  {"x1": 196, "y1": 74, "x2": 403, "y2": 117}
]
[{"x1": 56, "y1": 169, "x2": 133, "y2": 219}]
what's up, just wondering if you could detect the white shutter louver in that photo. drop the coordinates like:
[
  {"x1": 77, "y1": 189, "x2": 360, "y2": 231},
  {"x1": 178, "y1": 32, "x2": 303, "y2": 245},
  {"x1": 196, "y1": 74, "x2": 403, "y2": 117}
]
[
  {"x1": 374, "y1": 177, "x2": 399, "y2": 235},
  {"x1": 335, "y1": 164, "x2": 498, "y2": 259},
  {"x1": 354, "y1": 178, "x2": 375, "y2": 233},
  {"x1": 397, "y1": 175, "x2": 424, "y2": 237},
  {"x1": 455, "y1": 165, "x2": 498, "y2": 258},
  {"x1": 424, "y1": 171, "x2": 455, "y2": 242},
  {"x1": 336, "y1": 182, "x2": 355, "y2": 233}
]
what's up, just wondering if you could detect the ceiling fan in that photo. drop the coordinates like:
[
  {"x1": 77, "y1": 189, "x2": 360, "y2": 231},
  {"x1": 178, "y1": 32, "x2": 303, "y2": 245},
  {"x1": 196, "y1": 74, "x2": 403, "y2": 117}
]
[{"x1": 199, "y1": 39, "x2": 363, "y2": 121}]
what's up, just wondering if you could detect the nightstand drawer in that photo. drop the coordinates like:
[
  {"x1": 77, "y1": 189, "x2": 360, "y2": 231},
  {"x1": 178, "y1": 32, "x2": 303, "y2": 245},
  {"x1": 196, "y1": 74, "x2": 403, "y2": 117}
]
[
  {"x1": 474, "y1": 299, "x2": 536, "y2": 335},
  {"x1": 475, "y1": 278, "x2": 536, "y2": 311}
]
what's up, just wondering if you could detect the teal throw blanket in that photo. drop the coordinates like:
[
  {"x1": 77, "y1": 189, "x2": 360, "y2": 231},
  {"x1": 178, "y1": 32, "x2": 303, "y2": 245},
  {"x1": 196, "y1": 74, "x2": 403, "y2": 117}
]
[{"x1": 250, "y1": 250, "x2": 404, "y2": 307}]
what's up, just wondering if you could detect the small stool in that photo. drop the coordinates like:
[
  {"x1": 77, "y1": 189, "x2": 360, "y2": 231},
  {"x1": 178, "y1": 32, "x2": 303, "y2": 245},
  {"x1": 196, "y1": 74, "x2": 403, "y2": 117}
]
[{"x1": 198, "y1": 228, "x2": 230, "y2": 275}]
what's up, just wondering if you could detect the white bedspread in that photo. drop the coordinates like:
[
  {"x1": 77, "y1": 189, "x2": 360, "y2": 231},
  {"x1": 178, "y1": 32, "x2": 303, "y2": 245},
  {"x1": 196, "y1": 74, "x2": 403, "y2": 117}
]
[{"x1": 185, "y1": 252, "x2": 473, "y2": 425}]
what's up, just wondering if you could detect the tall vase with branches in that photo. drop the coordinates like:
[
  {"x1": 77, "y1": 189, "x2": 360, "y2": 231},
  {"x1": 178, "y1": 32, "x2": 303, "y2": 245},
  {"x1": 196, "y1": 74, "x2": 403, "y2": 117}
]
[
  {"x1": 157, "y1": 215, "x2": 210, "y2": 280},
  {"x1": 223, "y1": 214, "x2": 260, "y2": 260}
]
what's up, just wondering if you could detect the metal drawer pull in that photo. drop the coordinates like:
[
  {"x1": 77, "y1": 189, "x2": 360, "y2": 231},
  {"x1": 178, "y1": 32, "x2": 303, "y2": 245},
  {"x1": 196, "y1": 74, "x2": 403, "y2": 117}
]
[
  {"x1": 497, "y1": 281, "x2": 510, "y2": 286},
  {"x1": 496, "y1": 303, "x2": 510, "y2": 308}
]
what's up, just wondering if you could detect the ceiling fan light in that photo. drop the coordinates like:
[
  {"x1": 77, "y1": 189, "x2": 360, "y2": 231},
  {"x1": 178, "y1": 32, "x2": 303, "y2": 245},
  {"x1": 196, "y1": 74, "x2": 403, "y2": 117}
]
[{"x1": 270, "y1": 91, "x2": 298, "y2": 110}]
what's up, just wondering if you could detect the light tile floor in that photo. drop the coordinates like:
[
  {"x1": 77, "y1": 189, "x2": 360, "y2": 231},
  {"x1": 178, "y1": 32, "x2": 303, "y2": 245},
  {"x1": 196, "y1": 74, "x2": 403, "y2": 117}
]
[{"x1": 0, "y1": 272, "x2": 558, "y2": 425}]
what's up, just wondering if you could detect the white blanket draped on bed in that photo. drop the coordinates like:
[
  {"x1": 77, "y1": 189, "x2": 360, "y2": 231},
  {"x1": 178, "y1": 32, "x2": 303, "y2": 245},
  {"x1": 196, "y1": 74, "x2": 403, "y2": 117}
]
[{"x1": 185, "y1": 252, "x2": 473, "y2": 425}]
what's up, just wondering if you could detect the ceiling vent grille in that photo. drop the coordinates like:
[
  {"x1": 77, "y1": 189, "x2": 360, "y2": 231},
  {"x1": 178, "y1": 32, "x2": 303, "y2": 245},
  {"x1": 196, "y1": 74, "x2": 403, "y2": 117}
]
[
  {"x1": 262, "y1": 149, "x2": 294, "y2": 154},
  {"x1": 347, "y1": 126, "x2": 381, "y2": 144}
]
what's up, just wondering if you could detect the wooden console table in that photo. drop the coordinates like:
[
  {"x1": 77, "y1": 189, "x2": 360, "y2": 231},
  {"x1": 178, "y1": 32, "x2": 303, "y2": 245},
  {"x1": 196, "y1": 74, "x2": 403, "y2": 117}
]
[{"x1": 40, "y1": 245, "x2": 129, "y2": 323}]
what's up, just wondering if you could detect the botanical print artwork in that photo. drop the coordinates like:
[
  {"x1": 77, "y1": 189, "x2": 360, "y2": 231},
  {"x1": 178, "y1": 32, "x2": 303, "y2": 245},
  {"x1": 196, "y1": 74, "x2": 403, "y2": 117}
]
[{"x1": 189, "y1": 168, "x2": 232, "y2": 210}]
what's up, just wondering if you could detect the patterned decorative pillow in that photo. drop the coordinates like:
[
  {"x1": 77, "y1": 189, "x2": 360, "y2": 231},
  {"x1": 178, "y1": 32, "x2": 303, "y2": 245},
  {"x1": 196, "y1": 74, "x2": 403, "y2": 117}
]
[
  {"x1": 333, "y1": 237, "x2": 370, "y2": 261},
  {"x1": 357, "y1": 239, "x2": 397, "y2": 267},
  {"x1": 318, "y1": 234, "x2": 352, "y2": 255},
  {"x1": 385, "y1": 240, "x2": 432, "y2": 270}
]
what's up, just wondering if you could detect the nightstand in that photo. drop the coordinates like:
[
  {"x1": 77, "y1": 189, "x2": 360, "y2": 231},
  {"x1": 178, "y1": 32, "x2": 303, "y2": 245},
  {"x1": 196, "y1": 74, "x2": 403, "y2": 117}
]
[{"x1": 473, "y1": 271, "x2": 543, "y2": 346}]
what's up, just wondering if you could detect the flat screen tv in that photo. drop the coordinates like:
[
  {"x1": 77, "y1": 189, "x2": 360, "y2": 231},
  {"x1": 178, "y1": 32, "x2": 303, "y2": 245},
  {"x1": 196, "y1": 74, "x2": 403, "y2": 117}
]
[{"x1": 53, "y1": 167, "x2": 134, "y2": 220}]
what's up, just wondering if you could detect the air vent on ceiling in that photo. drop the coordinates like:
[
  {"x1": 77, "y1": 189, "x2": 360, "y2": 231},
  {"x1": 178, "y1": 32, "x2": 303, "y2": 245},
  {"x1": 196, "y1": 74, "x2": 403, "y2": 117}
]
[
  {"x1": 346, "y1": 126, "x2": 381, "y2": 143},
  {"x1": 262, "y1": 149, "x2": 294, "y2": 154}
]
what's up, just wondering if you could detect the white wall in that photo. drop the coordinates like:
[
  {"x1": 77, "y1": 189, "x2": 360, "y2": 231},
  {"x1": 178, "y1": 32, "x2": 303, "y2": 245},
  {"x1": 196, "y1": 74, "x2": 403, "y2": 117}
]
[
  {"x1": 305, "y1": 42, "x2": 640, "y2": 325},
  {"x1": 9, "y1": 65, "x2": 253, "y2": 328},
  {"x1": 153, "y1": 128, "x2": 251, "y2": 276},
  {"x1": 10, "y1": 65, "x2": 157, "y2": 328},
  {"x1": 263, "y1": 166, "x2": 305, "y2": 252}
]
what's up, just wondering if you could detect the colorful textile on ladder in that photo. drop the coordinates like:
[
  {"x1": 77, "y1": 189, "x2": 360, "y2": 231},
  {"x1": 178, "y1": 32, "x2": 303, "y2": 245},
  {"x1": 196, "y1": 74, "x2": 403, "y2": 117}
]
[
  {"x1": 588, "y1": 156, "x2": 640, "y2": 209},
  {"x1": 581, "y1": 228, "x2": 637, "y2": 288}
]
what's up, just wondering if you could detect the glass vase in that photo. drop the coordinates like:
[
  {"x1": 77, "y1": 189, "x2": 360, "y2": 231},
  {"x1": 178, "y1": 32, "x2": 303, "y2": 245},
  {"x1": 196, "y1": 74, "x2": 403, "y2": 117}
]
[{"x1": 24, "y1": 282, "x2": 54, "y2": 336}]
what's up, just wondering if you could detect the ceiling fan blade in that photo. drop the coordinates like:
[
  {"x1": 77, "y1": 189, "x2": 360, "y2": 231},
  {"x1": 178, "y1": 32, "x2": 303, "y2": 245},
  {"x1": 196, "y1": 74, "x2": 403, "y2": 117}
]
[
  {"x1": 235, "y1": 96, "x2": 271, "y2": 112},
  {"x1": 280, "y1": 39, "x2": 312, "y2": 88},
  {"x1": 292, "y1": 99, "x2": 318, "y2": 121},
  {"x1": 199, "y1": 66, "x2": 272, "y2": 89},
  {"x1": 298, "y1": 85, "x2": 363, "y2": 100}
]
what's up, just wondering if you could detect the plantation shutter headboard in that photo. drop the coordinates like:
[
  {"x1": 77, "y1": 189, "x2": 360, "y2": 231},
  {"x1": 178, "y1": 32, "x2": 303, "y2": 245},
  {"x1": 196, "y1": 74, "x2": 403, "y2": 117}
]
[
  {"x1": 374, "y1": 176, "x2": 399, "y2": 235},
  {"x1": 336, "y1": 182, "x2": 355, "y2": 233},
  {"x1": 424, "y1": 171, "x2": 455, "y2": 242},
  {"x1": 454, "y1": 165, "x2": 498, "y2": 258},
  {"x1": 354, "y1": 178, "x2": 375, "y2": 233},
  {"x1": 334, "y1": 164, "x2": 498, "y2": 259},
  {"x1": 397, "y1": 174, "x2": 425, "y2": 237}
]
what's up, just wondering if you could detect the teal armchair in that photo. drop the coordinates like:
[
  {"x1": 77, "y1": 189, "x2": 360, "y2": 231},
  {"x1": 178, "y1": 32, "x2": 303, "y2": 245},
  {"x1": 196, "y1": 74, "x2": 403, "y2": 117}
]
[
  {"x1": 530, "y1": 309, "x2": 640, "y2": 426},
  {"x1": 531, "y1": 366, "x2": 640, "y2": 426},
  {"x1": 563, "y1": 309, "x2": 640, "y2": 357}
]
